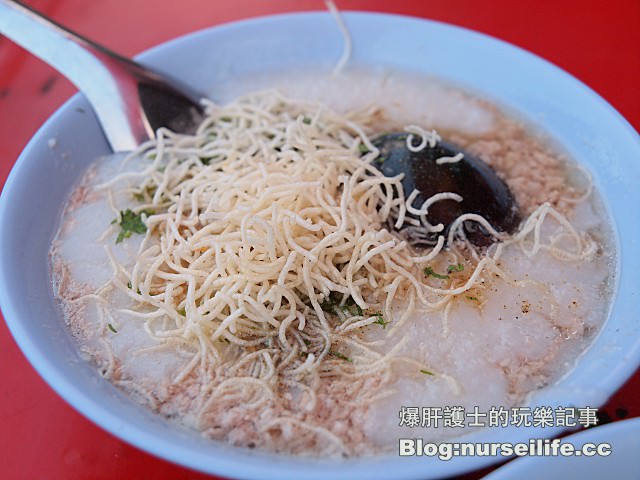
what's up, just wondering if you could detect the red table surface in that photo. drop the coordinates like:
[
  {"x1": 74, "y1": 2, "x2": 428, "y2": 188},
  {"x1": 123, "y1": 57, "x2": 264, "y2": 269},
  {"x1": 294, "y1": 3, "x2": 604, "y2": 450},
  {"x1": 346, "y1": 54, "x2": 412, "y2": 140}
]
[{"x1": 0, "y1": 1, "x2": 638, "y2": 479}]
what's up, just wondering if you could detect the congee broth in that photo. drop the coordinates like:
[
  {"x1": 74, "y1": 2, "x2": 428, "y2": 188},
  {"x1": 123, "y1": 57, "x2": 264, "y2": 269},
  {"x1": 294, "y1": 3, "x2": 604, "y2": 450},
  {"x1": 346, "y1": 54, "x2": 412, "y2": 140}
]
[{"x1": 50, "y1": 69, "x2": 614, "y2": 457}]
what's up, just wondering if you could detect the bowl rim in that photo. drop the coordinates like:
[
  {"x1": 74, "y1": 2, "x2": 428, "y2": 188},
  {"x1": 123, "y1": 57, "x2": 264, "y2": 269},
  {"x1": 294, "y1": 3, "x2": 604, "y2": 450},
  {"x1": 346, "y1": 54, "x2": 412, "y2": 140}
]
[{"x1": 1, "y1": 10, "x2": 639, "y2": 480}]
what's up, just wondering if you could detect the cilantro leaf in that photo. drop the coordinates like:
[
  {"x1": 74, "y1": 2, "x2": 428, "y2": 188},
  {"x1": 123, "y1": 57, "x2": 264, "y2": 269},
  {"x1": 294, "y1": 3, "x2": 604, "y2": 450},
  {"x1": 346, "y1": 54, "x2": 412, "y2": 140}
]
[
  {"x1": 447, "y1": 263, "x2": 465, "y2": 273},
  {"x1": 329, "y1": 350, "x2": 352, "y2": 362},
  {"x1": 424, "y1": 266, "x2": 450, "y2": 280},
  {"x1": 373, "y1": 312, "x2": 389, "y2": 329},
  {"x1": 115, "y1": 209, "x2": 153, "y2": 244}
]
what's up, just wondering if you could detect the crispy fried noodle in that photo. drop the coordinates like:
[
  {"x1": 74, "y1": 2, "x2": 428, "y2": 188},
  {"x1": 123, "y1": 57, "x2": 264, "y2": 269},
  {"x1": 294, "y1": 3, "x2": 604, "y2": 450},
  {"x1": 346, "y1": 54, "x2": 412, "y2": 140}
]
[{"x1": 81, "y1": 90, "x2": 594, "y2": 455}]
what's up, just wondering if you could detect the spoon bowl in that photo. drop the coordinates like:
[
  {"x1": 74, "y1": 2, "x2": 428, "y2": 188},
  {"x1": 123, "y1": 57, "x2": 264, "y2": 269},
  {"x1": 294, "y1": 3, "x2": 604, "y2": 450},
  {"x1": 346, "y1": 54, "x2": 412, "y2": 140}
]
[{"x1": 373, "y1": 132, "x2": 520, "y2": 246}]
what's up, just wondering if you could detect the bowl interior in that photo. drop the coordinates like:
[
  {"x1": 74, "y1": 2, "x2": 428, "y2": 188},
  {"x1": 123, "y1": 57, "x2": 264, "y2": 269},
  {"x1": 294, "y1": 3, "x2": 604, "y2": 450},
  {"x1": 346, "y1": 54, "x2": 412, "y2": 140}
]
[{"x1": 1, "y1": 11, "x2": 639, "y2": 480}]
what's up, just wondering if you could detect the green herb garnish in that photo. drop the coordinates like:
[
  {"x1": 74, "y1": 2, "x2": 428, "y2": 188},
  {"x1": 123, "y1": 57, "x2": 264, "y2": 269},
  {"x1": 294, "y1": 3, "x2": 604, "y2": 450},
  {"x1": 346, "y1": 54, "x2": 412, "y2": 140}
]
[
  {"x1": 447, "y1": 263, "x2": 465, "y2": 273},
  {"x1": 358, "y1": 143, "x2": 370, "y2": 154},
  {"x1": 466, "y1": 295, "x2": 479, "y2": 302},
  {"x1": 373, "y1": 312, "x2": 389, "y2": 329},
  {"x1": 107, "y1": 323, "x2": 118, "y2": 334},
  {"x1": 115, "y1": 209, "x2": 154, "y2": 243},
  {"x1": 424, "y1": 266, "x2": 450, "y2": 280},
  {"x1": 329, "y1": 350, "x2": 352, "y2": 362},
  {"x1": 302, "y1": 116, "x2": 312, "y2": 125},
  {"x1": 177, "y1": 307, "x2": 186, "y2": 317},
  {"x1": 219, "y1": 116, "x2": 232, "y2": 122},
  {"x1": 420, "y1": 369, "x2": 434, "y2": 376}
]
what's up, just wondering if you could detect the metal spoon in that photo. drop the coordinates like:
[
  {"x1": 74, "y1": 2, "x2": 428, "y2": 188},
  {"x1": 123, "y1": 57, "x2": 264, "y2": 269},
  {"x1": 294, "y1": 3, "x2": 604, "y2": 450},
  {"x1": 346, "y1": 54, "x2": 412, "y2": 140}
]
[
  {"x1": 0, "y1": 0, "x2": 204, "y2": 152},
  {"x1": 0, "y1": 1, "x2": 519, "y2": 245}
]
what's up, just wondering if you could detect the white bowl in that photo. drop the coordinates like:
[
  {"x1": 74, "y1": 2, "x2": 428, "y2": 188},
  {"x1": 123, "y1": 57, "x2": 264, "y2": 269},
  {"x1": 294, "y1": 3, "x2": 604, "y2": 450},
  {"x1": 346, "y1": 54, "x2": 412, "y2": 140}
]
[{"x1": 1, "y1": 12, "x2": 639, "y2": 480}]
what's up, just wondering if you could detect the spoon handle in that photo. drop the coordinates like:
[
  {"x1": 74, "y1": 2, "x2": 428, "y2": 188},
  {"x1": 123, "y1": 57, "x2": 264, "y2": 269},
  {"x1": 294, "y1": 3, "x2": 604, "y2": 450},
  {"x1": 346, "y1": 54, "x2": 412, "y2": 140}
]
[{"x1": 0, "y1": 0, "x2": 202, "y2": 151}]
